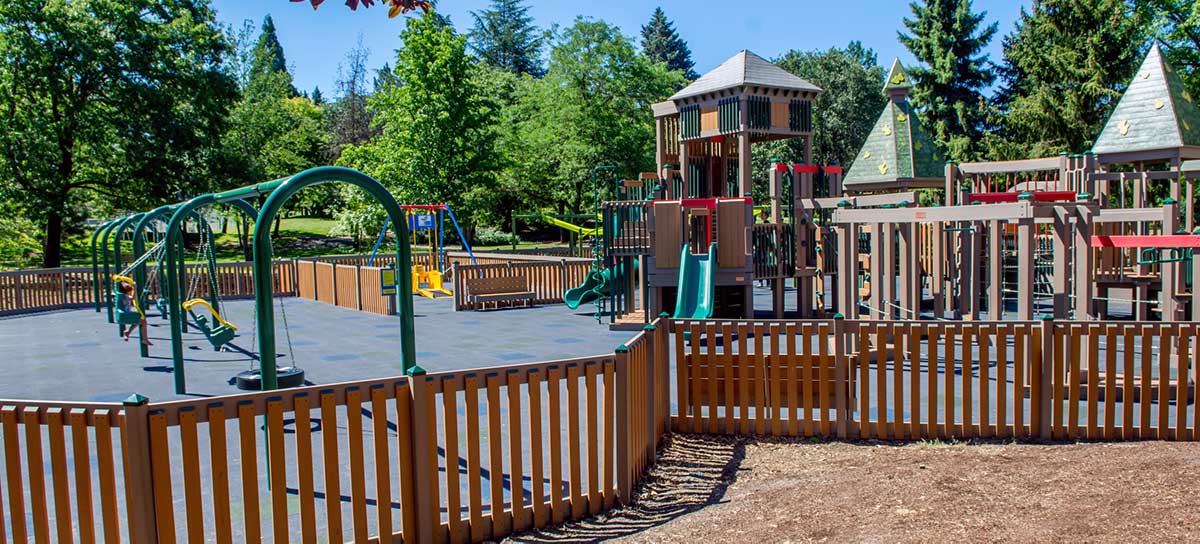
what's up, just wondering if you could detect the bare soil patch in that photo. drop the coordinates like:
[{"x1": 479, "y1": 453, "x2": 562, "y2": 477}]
[{"x1": 509, "y1": 435, "x2": 1200, "y2": 543}]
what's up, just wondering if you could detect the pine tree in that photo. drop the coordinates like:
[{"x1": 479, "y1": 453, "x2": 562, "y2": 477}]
[
  {"x1": 996, "y1": 0, "x2": 1146, "y2": 155},
  {"x1": 640, "y1": 7, "x2": 696, "y2": 80},
  {"x1": 248, "y1": 15, "x2": 296, "y2": 98},
  {"x1": 898, "y1": 0, "x2": 997, "y2": 160},
  {"x1": 311, "y1": 86, "x2": 325, "y2": 105},
  {"x1": 468, "y1": 0, "x2": 544, "y2": 77}
]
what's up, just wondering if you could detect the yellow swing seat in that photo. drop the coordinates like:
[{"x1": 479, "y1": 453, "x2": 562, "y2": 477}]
[{"x1": 182, "y1": 298, "x2": 237, "y2": 350}]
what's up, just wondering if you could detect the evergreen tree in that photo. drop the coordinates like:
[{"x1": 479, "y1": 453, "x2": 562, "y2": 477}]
[
  {"x1": 640, "y1": 7, "x2": 697, "y2": 80},
  {"x1": 1135, "y1": 0, "x2": 1200, "y2": 97},
  {"x1": 311, "y1": 86, "x2": 325, "y2": 105},
  {"x1": 995, "y1": 0, "x2": 1146, "y2": 156},
  {"x1": 898, "y1": 0, "x2": 997, "y2": 160},
  {"x1": 469, "y1": 0, "x2": 544, "y2": 77},
  {"x1": 248, "y1": 15, "x2": 296, "y2": 98},
  {"x1": 329, "y1": 39, "x2": 376, "y2": 159}
]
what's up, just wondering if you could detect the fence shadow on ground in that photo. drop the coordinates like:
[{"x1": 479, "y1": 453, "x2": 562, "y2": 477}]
[{"x1": 508, "y1": 433, "x2": 746, "y2": 543}]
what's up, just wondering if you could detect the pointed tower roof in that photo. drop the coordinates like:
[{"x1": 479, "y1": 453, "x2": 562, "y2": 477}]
[
  {"x1": 883, "y1": 58, "x2": 913, "y2": 93},
  {"x1": 1093, "y1": 43, "x2": 1200, "y2": 160},
  {"x1": 843, "y1": 59, "x2": 944, "y2": 190},
  {"x1": 669, "y1": 50, "x2": 821, "y2": 101}
]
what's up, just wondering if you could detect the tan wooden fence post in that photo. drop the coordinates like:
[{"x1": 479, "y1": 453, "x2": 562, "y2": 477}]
[
  {"x1": 614, "y1": 345, "x2": 632, "y2": 503},
  {"x1": 355, "y1": 264, "x2": 363, "y2": 310},
  {"x1": 331, "y1": 263, "x2": 339, "y2": 307},
  {"x1": 642, "y1": 324, "x2": 658, "y2": 462},
  {"x1": 408, "y1": 370, "x2": 437, "y2": 544},
  {"x1": 120, "y1": 394, "x2": 159, "y2": 544},
  {"x1": 833, "y1": 314, "x2": 850, "y2": 438},
  {"x1": 1036, "y1": 316, "x2": 1054, "y2": 439}
]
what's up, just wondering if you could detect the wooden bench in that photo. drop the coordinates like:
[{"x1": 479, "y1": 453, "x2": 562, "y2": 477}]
[{"x1": 465, "y1": 276, "x2": 536, "y2": 311}]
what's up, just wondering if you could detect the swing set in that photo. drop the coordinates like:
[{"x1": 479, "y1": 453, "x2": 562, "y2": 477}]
[{"x1": 367, "y1": 203, "x2": 476, "y2": 299}]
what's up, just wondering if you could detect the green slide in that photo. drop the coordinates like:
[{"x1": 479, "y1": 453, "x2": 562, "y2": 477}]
[
  {"x1": 564, "y1": 269, "x2": 611, "y2": 310},
  {"x1": 673, "y1": 243, "x2": 717, "y2": 320}
]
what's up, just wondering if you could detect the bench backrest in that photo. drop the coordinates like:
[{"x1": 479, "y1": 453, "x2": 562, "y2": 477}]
[{"x1": 466, "y1": 275, "x2": 530, "y2": 296}]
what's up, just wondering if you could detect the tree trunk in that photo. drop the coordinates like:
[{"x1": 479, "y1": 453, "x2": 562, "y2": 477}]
[
  {"x1": 273, "y1": 215, "x2": 282, "y2": 238},
  {"x1": 42, "y1": 209, "x2": 64, "y2": 268}
]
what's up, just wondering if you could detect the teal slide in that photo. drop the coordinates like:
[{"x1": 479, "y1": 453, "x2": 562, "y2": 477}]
[
  {"x1": 564, "y1": 269, "x2": 611, "y2": 310},
  {"x1": 673, "y1": 242, "x2": 717, "y2": 319}
]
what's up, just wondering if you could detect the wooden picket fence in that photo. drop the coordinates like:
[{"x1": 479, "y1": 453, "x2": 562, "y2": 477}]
[
  {"x1": 0, "y1": 261, "x2": 297, "y2": 317},
  {"x1": 452, "y1": 260, "x2": 593, "y2": 311},
  {"x1": 295, "y1": 260, "x2": 395, "y2": 315},
  {"x1": 671, "y1": 318, "x2": 1200, "y2": 441},
  {"x1": 0, "y1": 321, "x2": 666, "y2": 543}
]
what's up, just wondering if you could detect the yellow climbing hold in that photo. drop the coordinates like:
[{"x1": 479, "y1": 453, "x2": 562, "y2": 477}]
[
  {"x1": 883, "y1": 124, "x2": 892, "y2": 136},
  {"x1": 1119, "y1": 118, "x2": 1130, "y2": 136},
  {"x1": 862, "y1": 150, "x2": 871, "y2": 159},
  {"x1": 1155, "y1": 99, "x2": 1165, "y2": 110},
  {"x1": 897, "y1": 112, "x2": 908, "y2": 123},
  {"x1": 878, "y1": 163, "x2": 889, "y2": 175},
  {"x1": 1141, "y1": 71, "x2": 1151, "y2": 79},
  {"x1": 891, "y1": 72, "x2": 906, "y2": 85}
]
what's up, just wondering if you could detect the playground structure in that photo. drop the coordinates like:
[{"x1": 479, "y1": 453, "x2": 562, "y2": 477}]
[
  {"x1": 5, "y1": 41, "x2": 1200, "y2": 544},
  {"x1": 366, "y1": 203, "x2": 475, "y2": 299}
]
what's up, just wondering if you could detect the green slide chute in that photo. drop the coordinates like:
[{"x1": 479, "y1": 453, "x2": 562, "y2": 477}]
[
  {"x1": 564, "y1": 269, "x2": 611, "y2": 309},
  {"x1": 673, "y1": 243, "x2": 717, "y2": 319}
]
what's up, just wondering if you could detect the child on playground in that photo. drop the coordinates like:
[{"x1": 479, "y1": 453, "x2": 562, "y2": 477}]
[{"x1": 117, "y1": 282, "x2": 152, "y2": 346}]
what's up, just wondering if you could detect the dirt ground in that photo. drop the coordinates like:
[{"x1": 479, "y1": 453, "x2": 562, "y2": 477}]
[{"x1": 510, "y1": 434, "x2": 1200, "y2": 543}]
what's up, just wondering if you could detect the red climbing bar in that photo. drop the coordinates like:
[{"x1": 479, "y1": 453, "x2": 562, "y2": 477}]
[{"x1": 1090, "y1": 235, "x2": 1200, "y2": 248}]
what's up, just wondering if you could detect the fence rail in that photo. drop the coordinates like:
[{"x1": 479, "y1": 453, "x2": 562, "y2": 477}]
[
  {"x1": 452, "y1": 261, "x2": 593, "y2": 311},
  {"x1": 0, "y1": 318, "x2": 667, "y2": 543},
  {"x1": 670, "y1": 318, "x2": 1199, "y2": 441},
  {"x1": 0, "y1": 261, "x2": 297, "y2": 317}
]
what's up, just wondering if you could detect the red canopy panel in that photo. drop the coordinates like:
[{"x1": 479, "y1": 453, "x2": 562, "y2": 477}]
[
  {"x1": 1091, "y1": 235, "x2": 1200, "y2": 248},
  {"x1": 967, "y1": 191, "x2": 1077, "y2": 204}
]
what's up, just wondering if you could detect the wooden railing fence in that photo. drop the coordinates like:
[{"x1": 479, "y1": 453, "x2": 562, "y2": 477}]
[
  {"x1": 0, "y1": 320, "x2": 667, "y2": 543},
  {"x1": 0, "y1": 262, "x2": 297, "y2": 317},
  {"x1": 295, "y1": 260, "x2": 395, "y2": 315},
  {"x1": 452, "y1": 261, "x2": 593, "y2": 311},
  {"x1": 671, "y1": 318, "x2": 1199, "y2": 441}
]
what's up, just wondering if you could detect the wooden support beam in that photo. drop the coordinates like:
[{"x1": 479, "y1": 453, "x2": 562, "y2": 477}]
[
  {"x1": 1017, "y1": 218, "x2": 1035, "y2": 320},
  {"x1": 988, "y1": 220, "x2": 1002, "y2": 320},
  {"x1": 1073, "y1": 206, "x2": 1096, "y2": 320},
  {"x1": 1052, "y1": 210, "x2": 1071, "y2": 318},
  {"x1": 932, "y1": 222, "x2": 945, "y2": 319},
  {"x1": 836, "y1": 224, "x2": 858, "y2": 318}
]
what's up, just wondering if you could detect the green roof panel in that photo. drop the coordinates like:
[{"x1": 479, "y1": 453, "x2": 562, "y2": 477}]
[{"x1": 1093, "y1": 43, "x2": 1200, "y2": 156}]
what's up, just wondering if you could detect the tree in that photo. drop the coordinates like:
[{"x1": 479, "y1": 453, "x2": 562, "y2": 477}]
[
  {"x1": 899, "y1": 0, "x2": 997, "y2": 160},
  {"x1": 640, "y1": 7, "x2": 697, "y2": 81},
  {"x1": 1135, "y1": 0, "x2": 1200, "y2": 97},
  {"x1": 504, "y1": 18, "x2": 684, "y2": 217},
  {"x1": 221, "y1": 15, "x2": 329, "y2": 241},
  {"x1": 0, "y1": 0, "x2": 236, "y2": 267},
  {"x1": 338, "y1": 11, "x2": 500, "y2": 242},
  {"x1": 300, "y1": 0, "x2": 430, "y2": 17},
  {"x1": 249, "y1": 15, "x2": 297, "y2": 98},
  {"x1": 328, "y1": 37, "x2": 377, "y2": 161},
  {"x1": 469, "y1": 0, "x2": 544, "y2": 77},
  {"x1": 311, "y1": 86, "x2": 326, "y2": 105},
  {"x1": 995, "y1": 0, "x2": 1146, "y2": 156},
  {"x1": 769, "y1": 42, "x2": 886, "y2": 169}
]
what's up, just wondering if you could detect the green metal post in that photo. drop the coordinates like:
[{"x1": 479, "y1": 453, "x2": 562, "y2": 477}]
[
  {"x1": 91, "y1": 221, "x2": 113, "y2": 313},
  {"x1": 100, "y1": 220, "x2": 122, "y2": 323},
  {"x1": 110, "y1": 213, "x2": 145, "y2": 334},
  {"x1": 253, "y1": 166, "x2": 418, "y2": 392}
]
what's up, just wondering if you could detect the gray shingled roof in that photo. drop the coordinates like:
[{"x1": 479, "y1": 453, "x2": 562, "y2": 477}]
[
  {"x1": 1183, "y1": 160, "x2": 1200, "y2": 174},
  {"x1": 1093, "y1": 43, "x2": 1200, "y2": 155},
  {"x1": 669, "y1": 50, "x2": 822, "y2": 101}
]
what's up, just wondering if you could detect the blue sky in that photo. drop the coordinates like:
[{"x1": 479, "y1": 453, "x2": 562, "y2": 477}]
[{"x1": 211, "y1": 0, "x2": 1032, "y2": 97}]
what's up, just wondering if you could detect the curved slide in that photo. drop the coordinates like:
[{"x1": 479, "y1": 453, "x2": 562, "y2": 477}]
[
  {"x1": 564, "y1": 269, "x2": 611, "y2": 310},
  {"x1": 540, "y1": 215, "x2": 602, "y2": 237},
  {"x1": 673, "y1": 243, "x2": 717, "y2": 320}
]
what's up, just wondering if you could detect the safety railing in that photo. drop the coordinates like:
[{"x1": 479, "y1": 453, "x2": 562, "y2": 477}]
[
  {"x1": 0, "y1": 261, "x2": 297, "y2": 317},
  {"x1": 452, "y1": 260, "x2": 593, "y2": 311},
  {"x1": 602, "y1": 201, "x2": 651, "y2": 256},
  {"x1": 0, "y1": 317, "x2": 668, "y2": 543},
  {"x1": 752, "y1": 223, "x2": 795, "y2": 280},
  {"x1": 295, "y1": 260, "x2": 395, "y2": 315},
  {"x1": 670, "y1": 318, "x2": 1200, "y2": 441}
]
